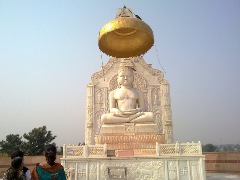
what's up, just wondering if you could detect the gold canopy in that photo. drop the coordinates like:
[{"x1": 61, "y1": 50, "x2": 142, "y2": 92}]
[{"x1": 98, "y1": 16, "x2": 154, "y2": 58}]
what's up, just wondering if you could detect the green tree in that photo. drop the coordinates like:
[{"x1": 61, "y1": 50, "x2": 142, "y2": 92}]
[
  {"x1": 202, "y1": 144, "x2": 218, "y2": 152},
  {"x1": 57, "y1": 146, "x2": 63, "y2": 155},
  {"x1": 21, "y1": 126, "x2": 56, "y2": 155},
  {"x1": 78, "y1": 142, "x2": 85, "y2": 146},
  {"x1": 0, "y1": 134, "x2": 23, "y2": 156}
]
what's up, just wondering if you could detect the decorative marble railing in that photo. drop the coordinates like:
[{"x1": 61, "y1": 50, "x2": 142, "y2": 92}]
[
  {"x1": 157, "y1": 141, "x2": 202, "y2": 156},
  {"x1": 62, "y1": 144, "x2": 107, "y2": 158},
  {"x1": 62, "y1": 141, "x2": 202, "y2": 158}
]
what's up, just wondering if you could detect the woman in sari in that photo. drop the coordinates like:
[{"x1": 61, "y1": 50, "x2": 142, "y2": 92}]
[{"x1": 31, "y1": 144, "x2": 66, "y2": 180}]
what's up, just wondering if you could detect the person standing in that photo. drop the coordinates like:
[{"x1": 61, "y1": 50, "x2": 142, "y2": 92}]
[
  {"x1": 3, "y1": 156, "x2": 26, "y2": 180},
  {"x1": 11, "y1": 150, "x2": 31, "y2": 180},
  {"x1": 31, "y1": 144, "x2": 66, "y2": 180}
]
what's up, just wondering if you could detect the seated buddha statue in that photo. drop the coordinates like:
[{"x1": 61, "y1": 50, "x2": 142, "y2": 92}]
[{"x1": 101, "y1": 64, "x2": 154, "y2": 124}]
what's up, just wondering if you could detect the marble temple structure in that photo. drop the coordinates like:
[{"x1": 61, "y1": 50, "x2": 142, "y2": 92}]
[{"x1": 61, "y1": 7, "x2": 206, "y2": 180}]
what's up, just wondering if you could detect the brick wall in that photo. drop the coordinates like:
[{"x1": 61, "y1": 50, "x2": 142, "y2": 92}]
[
  {"x1": 204, "y1": 152, "x2": 240, "y2": 172},
  {"x1": 0, "y1": 153, "x2": 239, "y2": 177}
]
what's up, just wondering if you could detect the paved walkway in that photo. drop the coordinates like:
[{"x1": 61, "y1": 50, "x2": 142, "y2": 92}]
[{"x1": 207, "y1": 173, "x2": 240, "y2": 180}]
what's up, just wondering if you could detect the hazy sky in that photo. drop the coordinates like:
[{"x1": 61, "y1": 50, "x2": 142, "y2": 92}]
[{"x1": 0, "y1": 1, "x2": 239, "y2": 147}]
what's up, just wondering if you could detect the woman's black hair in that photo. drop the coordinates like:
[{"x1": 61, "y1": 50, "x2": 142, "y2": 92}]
[
  {"x1": 11, "y1": 157, "x2": 23, "y2": 169},
  {"x1": 11, "y1": 150, "x2": 24, "y2": 159},
  {"x1": 44, "y1": 144, "x2": 57, "y2": 166}
]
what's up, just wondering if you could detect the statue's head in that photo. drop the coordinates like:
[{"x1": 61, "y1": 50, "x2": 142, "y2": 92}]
[{"x1": 117, "y1": 66, "x2": 134, "y2": 88}]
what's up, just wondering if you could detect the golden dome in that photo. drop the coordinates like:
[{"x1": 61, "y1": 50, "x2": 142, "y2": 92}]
[{"x1": 98, "y1": 16, "x2": 154, "y2": 58}]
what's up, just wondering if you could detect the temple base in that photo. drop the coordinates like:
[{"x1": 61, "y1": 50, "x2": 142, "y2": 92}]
[
  {"x1": 99, "y1": 123, "x2": 159, "y2": 135},
  {"x1": 61, "y1": 142, "x2": 206, "y2": 180},
  {"x1": 96, "y1": 123, "x2": 164, "y2": 156}
]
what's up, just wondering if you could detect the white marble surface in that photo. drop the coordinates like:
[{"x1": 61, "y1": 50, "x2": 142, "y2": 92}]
[{"x1": 207, "y1": 173, "x2": 240, "y2": 180}]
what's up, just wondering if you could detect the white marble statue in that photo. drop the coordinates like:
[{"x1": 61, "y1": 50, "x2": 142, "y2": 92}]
[{"x1": 101, "y1": 65, "x2": 154, "y2": 124}]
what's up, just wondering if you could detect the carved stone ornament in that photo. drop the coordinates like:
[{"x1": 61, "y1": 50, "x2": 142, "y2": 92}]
[{"x1": 86, "y1": 57, "x2": 173, "y2": 144}]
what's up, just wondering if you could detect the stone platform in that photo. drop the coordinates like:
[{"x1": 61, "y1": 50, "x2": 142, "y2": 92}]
[
  {"x1": 61, "y1": 142, "x2": 206, "y2": 180},
  {"x1": 95, "y1": 123, "x2": 164, "y2": 156},
  {"x1": 95, "y1": 134, "x2": 164, "y2": 148},
  {"x1": 99, "y1": 123, "x2": 159, "y2": 135}
]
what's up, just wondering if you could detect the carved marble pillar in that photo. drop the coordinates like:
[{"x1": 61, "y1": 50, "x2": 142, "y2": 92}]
[
  {"x1": 85, "y1": 84, "x2": 94, "y2": 145},
  {"x1": 160, "y1": 80, "x2": 174, "y2": 143},
  {"x1": 94, "y1": 87, "x2": 108, "y2": 136},
  {"x1": 150, "y1": 86, "x2": 162, "y2": 134}
]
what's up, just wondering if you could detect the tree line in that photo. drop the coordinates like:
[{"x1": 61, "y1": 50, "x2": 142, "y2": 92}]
[
  {"x1": 1, "y1": 126, "x2": 239, "y2": 156},
  {"x1": 202, "y1": 144, "x2": 240, "y2": 152},
  {"x1": 0, "y1": 126, "x2": 56, "y2": 156}
]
